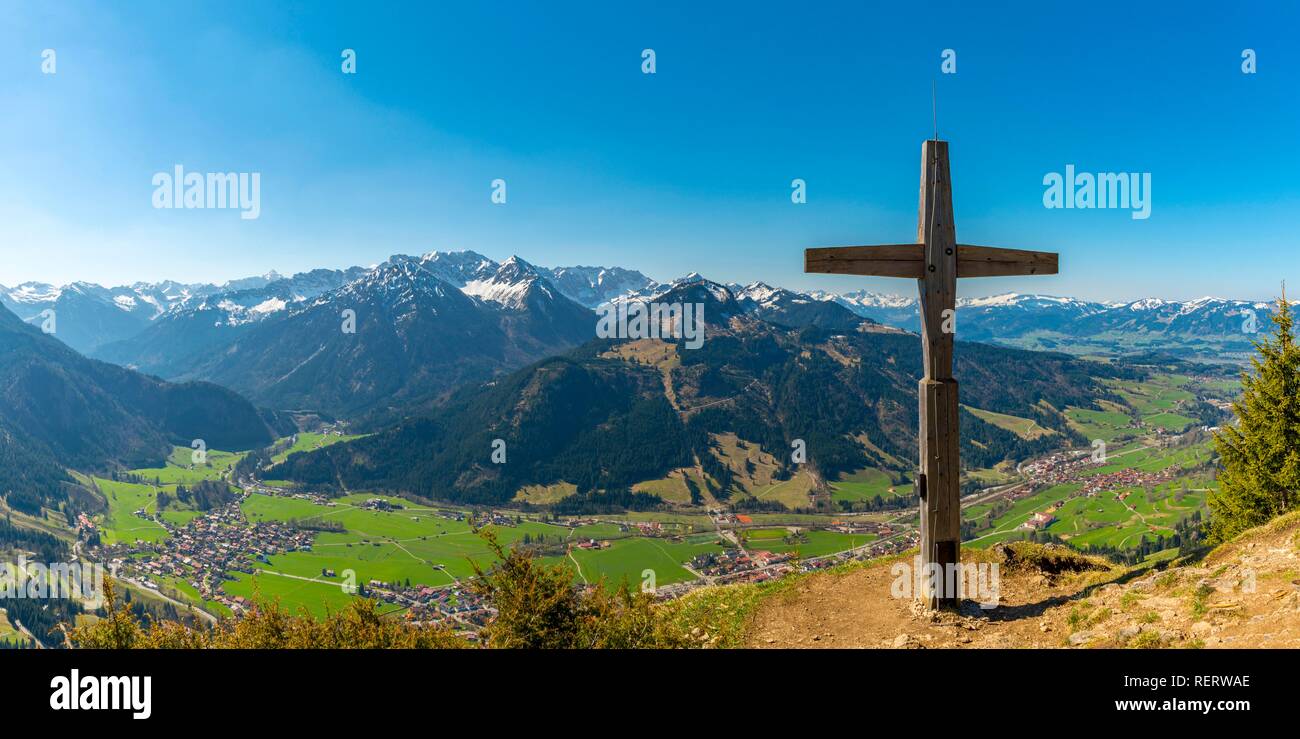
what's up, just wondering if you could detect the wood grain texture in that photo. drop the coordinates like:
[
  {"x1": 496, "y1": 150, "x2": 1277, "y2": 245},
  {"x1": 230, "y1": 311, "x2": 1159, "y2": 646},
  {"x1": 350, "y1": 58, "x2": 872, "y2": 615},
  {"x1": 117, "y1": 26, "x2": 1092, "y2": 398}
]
[
  {"x1": 957, "y1": 244, "x2": 1058, "y2": 277},
  {"x1": 804, "y1": 244, "x2": 924, "y2": 278},
  {"x1": 917, "y1": 139, "x2": 957, "y2": 381},
  {"x1": 918, "y1": 378, "x2": 961, "y2": 608},
  {"x1": 799, "y1": 138, "x2": 1060, "y2": 610}
]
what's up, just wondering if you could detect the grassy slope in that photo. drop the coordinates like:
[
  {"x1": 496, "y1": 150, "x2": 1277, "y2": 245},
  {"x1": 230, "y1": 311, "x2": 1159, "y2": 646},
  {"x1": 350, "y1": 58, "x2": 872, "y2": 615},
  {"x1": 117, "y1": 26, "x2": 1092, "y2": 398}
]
[{"x1": 666, "y1": 508, "x2": 1299, "y2": 648}]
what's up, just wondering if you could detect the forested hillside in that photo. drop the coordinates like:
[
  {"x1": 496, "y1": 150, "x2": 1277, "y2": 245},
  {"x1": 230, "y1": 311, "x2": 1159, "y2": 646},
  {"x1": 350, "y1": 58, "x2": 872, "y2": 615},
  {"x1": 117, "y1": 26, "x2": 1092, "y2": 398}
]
[
  {"x1": 269, "y1": 283, "x2": 1146, "y2": 506},
  {"x1": 0, "y1": 304, "x2": 287, "y2": 515}
]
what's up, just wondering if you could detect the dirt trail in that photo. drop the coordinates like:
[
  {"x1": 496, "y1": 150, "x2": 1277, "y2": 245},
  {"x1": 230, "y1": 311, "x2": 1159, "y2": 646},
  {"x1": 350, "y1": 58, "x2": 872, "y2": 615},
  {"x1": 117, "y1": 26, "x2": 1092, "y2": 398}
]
[
  {"x1": 746, "y1": 549, "x2": 1104, "y2": 648},
  {"x1": 745, "y1": 513, "x2": 1300, "y2": 648}
]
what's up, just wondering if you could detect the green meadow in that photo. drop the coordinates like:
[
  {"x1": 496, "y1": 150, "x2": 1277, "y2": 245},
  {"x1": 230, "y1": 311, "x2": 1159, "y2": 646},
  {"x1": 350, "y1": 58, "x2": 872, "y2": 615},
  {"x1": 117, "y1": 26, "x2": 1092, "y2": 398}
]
[
  {"x1": 551, "y1": 535, "x2": 725, "y2": 586},
  {"x1": 1143, "y1": 411, "x2": 1196, "y2": 432},
  {"x1": 220, "y1": 492, "x2": 885, "y2": 615},
  {"x1": 131, "y1": 446, "x2": 245, "y2": 486},
  {"x1": 964, "y1": 482, "x2": 1083, "y2": 548},
  {"x1": 240, "y1": 493, "x2": 573, "y2": 587},
  {"x1": 270, "y1": 432, "x2": 363, "y2": 464},
  {"x1": 739, "y1": 529, "x2": 877, "y2": 558},
  {"x1": 964, "y1": 437, "x2": 1215, "y2": 553},
  {"x1": 90, "y1": 445, "x2": 246, "y2": 545},
  {"x1": 235, "y1": 493, "x2": 685, "y2": 615},
  {"x1": 1065, "y1": 373, "x2": 1218, "y2": 443},
  {"x1": 93, "y1": 477, "x2": 170, "y2": 545},
  {"x1": 831, "y1": 468, "x2": 907, "y2": 503},
  {"x1": 965, "y1": 406, "x2": 1054, "y2": 440},
  {"x1": 0, "y1": 611, "x2": 23, "y2": 645},
  {"x1": 1066, "y1": 406, "x2": 1134, "y2": 441},
  {"x1": 1046, "y1": 484, "x2": 1207, "y2": 549},
  {"x1": 222, "y1": 569, "x2": 405, "y2": 620}
]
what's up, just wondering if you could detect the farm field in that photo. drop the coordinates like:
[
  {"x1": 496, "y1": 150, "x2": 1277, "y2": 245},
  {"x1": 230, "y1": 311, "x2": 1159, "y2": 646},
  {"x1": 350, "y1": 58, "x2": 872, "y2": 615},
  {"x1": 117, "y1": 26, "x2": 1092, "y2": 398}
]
[
  {"x1": 1083, "y1": 441, "x2": 1213, "y2": 476},
  {"x1": 631, "y1": 468, "x2": 705, "y2": 505},
  {"x1": 270, "y1": 432, "x2": 362, "y2": 464},
  {"x1": 739, "y1": 528, "x2": 877, "y2": 558},
  {"x1": 222, "y1": 569, "x2": 404, "y2": 620},
  {"x1": 594, "y1": 510, "x2": 866, "y2": 529},
  {"x1": 157, "y1": 576, "x2": 233, "y2": 618},
  {"x1": 131, "y1": 446, "x2": 245, "y2": 486},
  {"x1": 92, "y1": 477, "x2": 170, "y2": 545},
  {"x1": 1143, "y1": 411, "x2": 1196, "y2": 432},
  {"x1": 1064, "y1": 372, "x2": 1224, "y2": 442},
  {"x1": 965, "y1": 406, "x2": 1054, "y2": 440},
  {"x1": 551, "y1": 535, "x2": 725, "y2": 587},
  {"x1": 513, "y1": 482, "x2": 579, "y2": 505},
  {"x1": 0, "y1": 610, "x2": 23, "y2": 645},
  {"x1": 234, "y1": 493, "x2": 757, "y2": 612},
  {"x1": 963, "y1": 466, "x2": 1019, "y2": 488},
  {"x1": 211, "y1": 491, "x2": 886, "y2": 616},
  {"x1": 1065, "y1": 406, "x2": 1134, "y2": 441},
  {"x1": 965, "y1": 483, "x2": 1083, "y2": 548},
  {"x1": 1197, "y1": 377, "x2": 1243, "y2": 396},
  {"x1": 749, "y1": 472, "x2": 818, "y2": 508},
  {"x1": 1108, "y1": 374, "x2": 1208, "y2": 434},
  {"x1": 1048, "y1": 484, "x2": 1209, "y2": 549},
  {"x1": 240, "y1": 493, "x2": 572, "y2": 584},
  {"x1": 1108, "y1": 374, "x2": 1194, "y2": 414},
  {"x1": 90, "y1": 445, "x2": 247, "y2": 545},
  {"x1": 710, "y1": 432, "x2": 819, "y2": 508},
  {"x1": 964, "y1": 437, "x2": 1215, "y2": 553},
  {"x1": 831, "y1": 468, "x2": 908, "y2": 503}
]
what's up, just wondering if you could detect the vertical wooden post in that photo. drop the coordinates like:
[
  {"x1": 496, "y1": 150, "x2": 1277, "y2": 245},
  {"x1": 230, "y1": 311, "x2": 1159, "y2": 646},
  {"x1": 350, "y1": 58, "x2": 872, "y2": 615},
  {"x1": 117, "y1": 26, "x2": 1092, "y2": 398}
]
[
  {"x1": 916, "y1": 140, "x2": 960, "y2": 608},
  {"x1": 803, "y1": 138, "x2": 1059, "y2": 608}
]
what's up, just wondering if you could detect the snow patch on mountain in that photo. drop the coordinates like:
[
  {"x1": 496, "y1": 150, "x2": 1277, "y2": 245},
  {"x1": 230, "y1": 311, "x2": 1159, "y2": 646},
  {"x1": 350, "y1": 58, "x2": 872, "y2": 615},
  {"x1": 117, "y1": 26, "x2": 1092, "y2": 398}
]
[
  {"x1": 462, "y1": 256, "x2": 547, "y2": 310},
  {"x1": 4, "y1": 282, "x2": 62, "y2": 304}
]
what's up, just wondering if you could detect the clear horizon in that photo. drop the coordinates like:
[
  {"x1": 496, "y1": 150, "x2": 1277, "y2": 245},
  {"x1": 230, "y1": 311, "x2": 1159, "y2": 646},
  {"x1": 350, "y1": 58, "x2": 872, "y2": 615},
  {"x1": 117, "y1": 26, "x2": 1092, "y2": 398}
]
[
  {"x1": 3, "y1": 1, "x2": 1297, "y2": 302},
  {"x1": 3, "y1": 246, "x2": 1291, "y2": 306}
]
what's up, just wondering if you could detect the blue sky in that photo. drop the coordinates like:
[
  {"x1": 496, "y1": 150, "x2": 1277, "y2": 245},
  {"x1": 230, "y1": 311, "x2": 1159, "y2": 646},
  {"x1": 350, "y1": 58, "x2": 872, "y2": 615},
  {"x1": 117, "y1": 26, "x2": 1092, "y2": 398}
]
[{"x1": 2, "y1": 0, "x2": 1296, "y2": 301}]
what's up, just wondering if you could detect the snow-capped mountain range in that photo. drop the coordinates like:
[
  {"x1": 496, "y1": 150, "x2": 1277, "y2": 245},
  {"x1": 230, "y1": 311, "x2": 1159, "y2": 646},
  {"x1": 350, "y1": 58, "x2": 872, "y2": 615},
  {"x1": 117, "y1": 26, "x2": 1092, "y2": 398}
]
[
  {"x1": 4, "y1": 249, "x2": 1286, "y2": 361},
  {"x1": 805, "y1": 288, "x2": 1283, "y2": 345},
  {"x1": 83, "y1": 252, "x2": 603, "y2": 422},
  {"x1": 1, "y1": 253, "x2": 659, "y2": 355}
]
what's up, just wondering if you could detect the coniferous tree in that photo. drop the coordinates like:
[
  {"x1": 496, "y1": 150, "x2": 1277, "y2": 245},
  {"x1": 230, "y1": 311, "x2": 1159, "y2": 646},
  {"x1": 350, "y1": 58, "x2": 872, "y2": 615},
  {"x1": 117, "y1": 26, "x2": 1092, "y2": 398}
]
[{"x1": 1209, "y1": 293, "x2": 1300, "y2": 543}]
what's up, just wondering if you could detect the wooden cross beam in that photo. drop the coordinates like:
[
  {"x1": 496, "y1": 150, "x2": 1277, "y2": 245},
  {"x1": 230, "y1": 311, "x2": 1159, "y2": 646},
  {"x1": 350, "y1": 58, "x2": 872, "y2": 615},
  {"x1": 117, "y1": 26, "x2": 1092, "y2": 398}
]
[{"x1": 804, "y1": 139, "x2": 1058, "y2": 609}]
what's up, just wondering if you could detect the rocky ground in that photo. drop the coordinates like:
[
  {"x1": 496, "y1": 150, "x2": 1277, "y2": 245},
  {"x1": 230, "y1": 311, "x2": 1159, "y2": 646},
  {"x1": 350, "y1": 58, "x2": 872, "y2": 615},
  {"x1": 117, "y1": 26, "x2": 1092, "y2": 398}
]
[{"x1": 742, "y1": 512, "x2": 1300, "y2": 648}]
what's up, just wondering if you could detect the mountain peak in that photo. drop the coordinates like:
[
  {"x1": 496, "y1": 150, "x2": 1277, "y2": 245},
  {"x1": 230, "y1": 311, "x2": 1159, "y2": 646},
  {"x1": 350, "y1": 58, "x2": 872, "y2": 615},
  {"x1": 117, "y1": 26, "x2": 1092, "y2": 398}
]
[
  {"x1": 674, "y1": 272, "x2": 706, "y2": 286},
  {"x1": 544, "y1": 265, "x2": 662, "y2": 308},
  {"x1": 498, "y1": 255, "x2": 541, "y2": 276},
  {"x1": 417, "y1": 249, "x2": 499, "y2": 287},
  {"x1": 654, "y1": 276, "x2": 738, "y2": 312},
  {"x1": 325, "y1": 257, "x2": 462, "y2": 312},
  {"x1": 736, "y1": 281, "x2": 781, "y2": 304},
  {"x1": 462, "y1": 256, "x2": 552, "y2": 309}
]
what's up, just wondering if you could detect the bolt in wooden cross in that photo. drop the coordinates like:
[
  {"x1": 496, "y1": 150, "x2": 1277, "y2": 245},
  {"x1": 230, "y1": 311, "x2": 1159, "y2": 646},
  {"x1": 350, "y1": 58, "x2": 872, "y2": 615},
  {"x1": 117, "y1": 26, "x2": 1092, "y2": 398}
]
[{"x1": 805, "y1": 139, "x2": 1058, "y2": 609}]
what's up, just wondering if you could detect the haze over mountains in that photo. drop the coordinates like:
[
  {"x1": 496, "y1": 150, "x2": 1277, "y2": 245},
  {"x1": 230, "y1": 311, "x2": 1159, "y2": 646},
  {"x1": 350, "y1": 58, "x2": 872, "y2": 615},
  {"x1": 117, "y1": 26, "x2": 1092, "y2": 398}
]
[
  {"x1": 0, "y1": 248, "x2": 1280, "y2": 434},
  {"x1": 816, "y1": 290, "x2": 1279, "y2": 337},
  {"x1": 89, "y1": 254, "x2": 600, "y2": 425},
  {"x1": 0, "y1": 272, "x2": 294, "y2": 354},
  {"x1": 0, "y1": 304, "x2": 285, "y2": 515},
  {"x1": 268, "y1": 278, "x2": 1137, "y2": 506},
  {"x1": 6, "y1": 249, "x2": 1279, "y2": 365},
  {"x1": 0, "y1": 248, "x2": 1245, "y2": 518}
]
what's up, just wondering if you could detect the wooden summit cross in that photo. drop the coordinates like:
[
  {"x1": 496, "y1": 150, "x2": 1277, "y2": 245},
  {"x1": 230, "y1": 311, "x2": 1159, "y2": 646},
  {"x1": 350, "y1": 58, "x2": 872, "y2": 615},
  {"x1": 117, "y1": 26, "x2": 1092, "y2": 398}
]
[{"x1": 805, "y1": 139, "x2": 1058, "y2": 609}]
